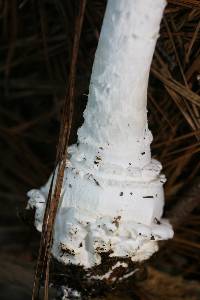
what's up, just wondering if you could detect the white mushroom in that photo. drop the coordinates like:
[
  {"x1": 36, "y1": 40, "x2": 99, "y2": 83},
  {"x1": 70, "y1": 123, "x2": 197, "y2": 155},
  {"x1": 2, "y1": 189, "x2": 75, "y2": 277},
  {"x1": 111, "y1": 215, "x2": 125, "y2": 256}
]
[{"x1": 28, "y1": 0, "x2": 173, "y2": 269}]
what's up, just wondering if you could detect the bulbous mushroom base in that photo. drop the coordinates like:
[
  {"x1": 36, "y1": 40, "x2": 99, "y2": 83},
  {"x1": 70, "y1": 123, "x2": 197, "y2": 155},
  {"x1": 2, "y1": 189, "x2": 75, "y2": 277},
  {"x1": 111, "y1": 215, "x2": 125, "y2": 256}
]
[
  {"x1": 27, "y1": 146, "x2": 173, "y2": 299},
  {"x1": 27, "y1": 152, "x2": 173, "y2": 269}
]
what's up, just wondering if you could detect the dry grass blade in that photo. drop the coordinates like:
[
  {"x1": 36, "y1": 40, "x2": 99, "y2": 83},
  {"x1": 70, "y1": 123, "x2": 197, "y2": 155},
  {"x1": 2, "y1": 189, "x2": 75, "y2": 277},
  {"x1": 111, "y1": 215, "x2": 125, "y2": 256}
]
[
  {"x1": 186, "y1": 20, "x2": 200, "y2": 62},
  {"x1": 152, "y1": 68, "x2": 200, "y2": 107},
  {"x1": 168, "y1": 0, "x2": 200, "y2": 8},
  {"x1": 31, "y1": 1, "x2": 87, "y2": 300}
]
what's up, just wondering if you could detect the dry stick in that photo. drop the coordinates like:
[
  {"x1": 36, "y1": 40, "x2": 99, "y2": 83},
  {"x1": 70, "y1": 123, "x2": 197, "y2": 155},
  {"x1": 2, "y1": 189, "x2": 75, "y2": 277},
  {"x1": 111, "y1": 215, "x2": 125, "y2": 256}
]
[
  {"x1": 164, "y1": 16, "x2": 200, "y2": 130},
  {"x1": 31, "y1": 1, "x2": 87, "y2": 299},
  {"x1": 186, "y1": 20, "x2": 200, "y2": 63},
  {"x1": 151, "y1": 67, "x2": 200, "y2": 107},
  {"x1": 32, "y1": 172, "x2": 55, "y2": 300},
  {"x1": 152, "y1": 61, "x2": 200, "y2": 140},
  {"x1": 43, "y1": 0, "x2": 87, "y2": 294},
  {"x1": 167, "y1": 0, "x2": 200, "y2": 8},
  {"x1": 153, "y1": 129, "x2": 200, "y2": 149},
  {"x1": 163, "y1": 17, "x2": 187, "y2": 86},
  {"x1": 153, "y1": 54, "x2": 199, "y2": 133}
]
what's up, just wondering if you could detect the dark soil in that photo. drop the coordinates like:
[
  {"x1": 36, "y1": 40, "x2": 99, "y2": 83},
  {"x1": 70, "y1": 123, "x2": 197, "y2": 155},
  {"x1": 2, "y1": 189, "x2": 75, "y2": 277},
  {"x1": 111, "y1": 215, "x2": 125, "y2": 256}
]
[{"x1": 50, "y1": 255, "x2": 145, "y2": 299}]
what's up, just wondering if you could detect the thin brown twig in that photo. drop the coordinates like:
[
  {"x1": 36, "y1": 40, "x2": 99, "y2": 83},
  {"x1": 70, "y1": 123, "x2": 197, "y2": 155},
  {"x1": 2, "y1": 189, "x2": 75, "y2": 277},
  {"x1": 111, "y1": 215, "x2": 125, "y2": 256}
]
[{"x1": 31, "y1": 1, "x2": 87, "y2": 299}]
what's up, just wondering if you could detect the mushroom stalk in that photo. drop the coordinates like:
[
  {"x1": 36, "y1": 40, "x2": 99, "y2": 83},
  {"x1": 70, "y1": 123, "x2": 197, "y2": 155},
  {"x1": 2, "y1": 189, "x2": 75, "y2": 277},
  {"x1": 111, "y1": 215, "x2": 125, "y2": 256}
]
[{"x1": 28, "y1": 0, "x2": 173, "y2": 270}]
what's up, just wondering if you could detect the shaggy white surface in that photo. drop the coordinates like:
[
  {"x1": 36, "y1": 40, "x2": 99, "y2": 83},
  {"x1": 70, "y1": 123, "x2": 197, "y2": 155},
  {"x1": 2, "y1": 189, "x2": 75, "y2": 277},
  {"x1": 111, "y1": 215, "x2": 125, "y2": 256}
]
[{"x1": 27, "y1": 0, "x2": 173, "y2": 269}]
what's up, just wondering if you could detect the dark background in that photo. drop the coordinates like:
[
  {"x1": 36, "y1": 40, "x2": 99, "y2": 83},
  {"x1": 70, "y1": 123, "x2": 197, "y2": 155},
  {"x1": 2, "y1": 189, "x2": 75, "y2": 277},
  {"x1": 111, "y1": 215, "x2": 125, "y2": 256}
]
[{"x1": 0, "y1": 0, "x2": 200, "y2": 299}]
